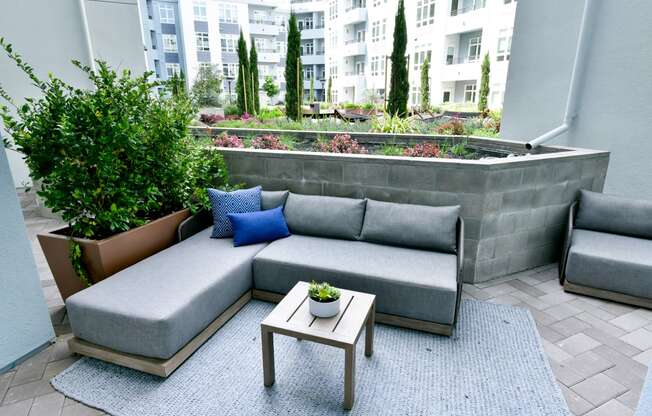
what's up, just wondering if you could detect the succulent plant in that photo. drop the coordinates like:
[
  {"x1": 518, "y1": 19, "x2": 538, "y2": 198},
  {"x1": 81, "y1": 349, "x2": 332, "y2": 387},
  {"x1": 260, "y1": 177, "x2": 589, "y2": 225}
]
[{"x1": 308, "y1": 281, "x2": 341, "y2": 303}]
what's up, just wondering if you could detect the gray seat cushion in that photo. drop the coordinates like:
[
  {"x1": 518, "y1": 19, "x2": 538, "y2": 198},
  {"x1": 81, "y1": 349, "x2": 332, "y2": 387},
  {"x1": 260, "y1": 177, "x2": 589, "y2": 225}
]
[
  {"x1": 261, "y1": 190, "x2": 289, "y2": 210},
  {"x1": 566, "y1": 229, "x2": 652, "y2": 299},
  {"x1": 283, "y1": 193, "x2": 366, "y2": 240},
  {"x1": 66, "y1": 228, "x2": 266, "y2": 360},
  {"x1": 576, "y1": 190, "x2": 652, "y2": 240},
  {"x1": 253, "y1": 235, "x2": 458, "y2": 325},
  {"x1": 361, "y1": 199, "x2": 460, "y2": 253}
]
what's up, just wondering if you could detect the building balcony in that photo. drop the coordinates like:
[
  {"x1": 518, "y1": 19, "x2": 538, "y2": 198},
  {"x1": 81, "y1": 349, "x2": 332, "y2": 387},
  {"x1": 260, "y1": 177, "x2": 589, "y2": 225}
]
[
  {"x1": 301, "y1": 52, "x2": 325, "y2": 65},
  {"x1": 249, "y1": 21, "x2": 280, "y2": 36},
  {"x1": 340, "y1": 73, "x2": 366, "y2": 90},
  {"x1": 342, "y1": 40, "x2": 366, "y2": 57},
  {"x1": 301, "y1": 27, "x2": 325, "y2": 39},
  {"x1": 303, "y1": 79, "x2": 324, "y2": 90},
  {"x1": 342, "y1": 7, "x2": 367, "y2": 26},
  {"x1": 445, "y1": 6, "x2": 486, "y2": 34},
  {"x1": 441, "y1": 59, "x2": 481, "y2": 81},
  {"x1": 258, "y1": 50, "x2": 281, "y2": 63}
]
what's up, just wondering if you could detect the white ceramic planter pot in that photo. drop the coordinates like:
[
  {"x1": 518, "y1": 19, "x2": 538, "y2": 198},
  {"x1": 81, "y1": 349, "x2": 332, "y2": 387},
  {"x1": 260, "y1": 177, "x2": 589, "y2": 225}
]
[{"x1": 309, "y1": 297, "x2": 340, "y2": 318}]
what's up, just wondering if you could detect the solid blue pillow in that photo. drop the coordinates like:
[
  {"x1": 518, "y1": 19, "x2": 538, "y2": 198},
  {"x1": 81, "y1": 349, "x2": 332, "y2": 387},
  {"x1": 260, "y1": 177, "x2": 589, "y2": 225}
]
[
  {"x1": 227, "y1": 206, "x2": 291, "y2": 247},
  {"x1": 208, "y1": 186, "x2": 261, "y2": 238}
]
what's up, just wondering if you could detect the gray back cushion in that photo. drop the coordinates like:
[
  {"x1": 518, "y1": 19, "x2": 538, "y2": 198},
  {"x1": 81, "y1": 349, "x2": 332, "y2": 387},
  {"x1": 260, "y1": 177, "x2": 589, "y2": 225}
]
[
  {"x1": 361, "y1": 199, "x2": 460, "y2": 253},
  {"x1": 576, "y1": 190, "x2": 652, "y2": 240},
  {"x1": 283, "y1": 193, "x2": 367, "y2": 240},
  {"x1": 261, "y1": 190, "x2": 289, "y2": 210}
]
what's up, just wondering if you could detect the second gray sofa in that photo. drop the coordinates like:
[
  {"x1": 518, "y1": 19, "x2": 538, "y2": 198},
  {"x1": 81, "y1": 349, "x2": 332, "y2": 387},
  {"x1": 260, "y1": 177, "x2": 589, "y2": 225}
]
[{"x1": 65, "y1": 191, "x2": 464, "y2": 376}]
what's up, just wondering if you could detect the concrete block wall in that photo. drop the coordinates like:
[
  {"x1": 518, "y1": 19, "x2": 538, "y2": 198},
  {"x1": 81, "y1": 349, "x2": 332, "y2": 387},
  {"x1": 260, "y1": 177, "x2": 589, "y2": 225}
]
[{"x1": 217, "y1": 146, "x2": 609, "y2": 283}]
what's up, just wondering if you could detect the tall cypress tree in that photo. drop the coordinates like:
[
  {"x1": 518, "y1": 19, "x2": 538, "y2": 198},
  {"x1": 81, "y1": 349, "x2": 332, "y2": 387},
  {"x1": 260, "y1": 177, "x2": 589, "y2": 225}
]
[
  {"x1": 249, "y1": 40, "x2": 260, "y2": 114},
  {"x1": 285, "y1": 14, "x2": 302, "y2": 120},
  {"x1": 478, "y1": 53, "x2": 490, "y2": 112},
  {"x1": 420, "y1": 57, "x2": 430, "y2": 111},
  {"x1": 236, "y1": 31, "x2": 250, "y2": 115},
  {"x1": 387, "y1": 0, "x2": 409, "y2": 117},
  {"x1": 326, "y1": 76, "x2": 332, "y2": 104},
  {"x1": 309, "y1": 77, "x2": 315, "y2": 102}
]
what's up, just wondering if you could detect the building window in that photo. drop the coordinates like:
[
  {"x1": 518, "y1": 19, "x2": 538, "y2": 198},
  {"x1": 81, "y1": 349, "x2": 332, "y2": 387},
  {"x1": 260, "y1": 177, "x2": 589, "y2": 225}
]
[
  {"x1": 370, "y1": 56, "x2": 385, "y2": 77},
  {"x1": 196, "y1": 32, "x2": 210, "y2": 51},
  {"x1": 329, "y1": 0, "x2": 338, "y2": 20},
  {"x1": 166, "y1": 63, "x2": 181, "y2": 77},
  {"x1": 355, "y1": 61, "x2": 365, "y2": 75},
  {"x1": 330, "y1": 65, "x2": 338, "y2": 79},
  {"x1": 159, "y1": 4, "x2": 175, "y2": 24},
  {"x1": 221, "y1": 35, "x2": 237, "y2": 53},
  {"x1": 468, "y1": 36, "x2": 482, "y2": 62},
  {"x1": 464, "y1": 83, "x2": 477, "y2": 102},
  {"x1": 411, "y1": 85, "x2": 421, "y2": 106},
  {"x1": 222, "y1": 63, "x2": 237, "y2": 78},
  {"x1": 218, "y1": 3, "x2": 238, "y2": 23},
  {"x1": 413, "y1": 50, "x2": 432, "y2": 71},
  {"x1": 305, "y1": 66, "x2": 314, "y2": 80},
  {"x1": 301, "y1": 41, "x2": 314, "y2": 56},
  {"x1": 332, "y1": 89, "x2": 338, "y2": 103},
  {"x1": 382, "y1": 19, "x2": 387, "y2": 40},
  {"x1": 442, "y1": 91, "x2": 451, "y2": 103},
  {"x1": 193, "y1": 2, "x2": 207, "y2": 21},
  {"x1": 496, "y1": 29, "x2": 512, "y2": 61},
  {"x1": 162, "y1": 34, "x2": 178, "y2": 52},
  {"x1": 446, "y1": 46, "x2": 455, "y2": 64},
  {"x1": 416, "y1": 0, "x2": 435, "y2": 27},
  {"x1": 371, "y1": 21, "x2": 380, "y2": 42},
  {"x1": 154, "y1": 59, "x2": 161, "y2": 78},
  {"x1": 150, "y1": 30, "x2": 157, "y2": 49},
  {"x1": 372, "y1": 0, "x2": 387, "y2": 6}
]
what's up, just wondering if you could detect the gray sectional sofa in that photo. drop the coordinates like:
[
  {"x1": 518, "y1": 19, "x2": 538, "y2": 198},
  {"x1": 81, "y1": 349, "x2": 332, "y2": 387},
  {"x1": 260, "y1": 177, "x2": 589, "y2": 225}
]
[
  {"x1": 66, "y1": 191, "x2": 464, "y2": 376},
  {"x1": 560, "y1": 190, "x2": 652, "y2": 309}
]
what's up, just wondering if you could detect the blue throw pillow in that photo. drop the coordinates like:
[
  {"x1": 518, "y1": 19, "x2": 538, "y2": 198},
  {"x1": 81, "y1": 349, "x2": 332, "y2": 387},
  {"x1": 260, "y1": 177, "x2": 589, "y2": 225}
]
[
  {"x1": 208, "y1": 186, "x2": 262, "y2": 238},
  {"x1": 227, "y1": 207, "x2": 291, "y2": 247}
]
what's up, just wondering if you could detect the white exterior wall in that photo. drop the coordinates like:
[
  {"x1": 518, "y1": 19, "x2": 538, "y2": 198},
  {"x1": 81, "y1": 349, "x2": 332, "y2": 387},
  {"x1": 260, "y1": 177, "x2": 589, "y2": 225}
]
[
  {"x1": 0, "y1": 0, "x2": 147, "y2": 187},
  {"x1": 501, "y1": 0, "x2": 652, "y2": 200},
  {"x1": 325, "y1": 0, "x2": 515, "y2": 107}
]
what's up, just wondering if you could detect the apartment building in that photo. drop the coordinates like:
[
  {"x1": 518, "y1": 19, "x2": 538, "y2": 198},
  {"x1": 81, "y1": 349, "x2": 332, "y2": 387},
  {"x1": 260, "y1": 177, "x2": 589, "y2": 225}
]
[
  {"x1": 140, "y1": 0, "x2": 187, "y2": 85},
  {"x1": 326, "y1": 0, "x2": 516, "y2": 108},
  {"x1": 290, "y1": 0, "x2": 327, "y2": 101}
]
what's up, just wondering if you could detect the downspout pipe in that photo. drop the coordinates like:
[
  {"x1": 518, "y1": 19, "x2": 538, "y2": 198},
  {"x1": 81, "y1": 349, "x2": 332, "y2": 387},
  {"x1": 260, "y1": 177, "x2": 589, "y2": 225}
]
[
  {"x1": 78, "y1": 0, "x2": 97, "y2": 72},
  {"x1": 525, "y1": 0, "x2": 595, "y2": 150}
]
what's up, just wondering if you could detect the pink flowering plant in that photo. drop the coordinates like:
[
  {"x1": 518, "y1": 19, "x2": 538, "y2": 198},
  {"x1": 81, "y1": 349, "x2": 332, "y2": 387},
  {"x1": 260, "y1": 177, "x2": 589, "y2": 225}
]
[
  {"x1": 213, "y1": 133, "x2": 244, "y2": 148},
  {"x1": 314, "y1": 134, "x2": 368, "y2": 154},
  {"x1": 251, "y1": 134, "x2": 289, "y2": 150},
  {"x1": 403, "y1": 142, "x2": 442, "y2": 158}
]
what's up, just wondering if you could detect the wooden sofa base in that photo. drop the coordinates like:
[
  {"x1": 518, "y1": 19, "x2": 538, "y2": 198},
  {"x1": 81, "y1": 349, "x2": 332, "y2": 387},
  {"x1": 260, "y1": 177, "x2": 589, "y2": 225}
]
[
  {"x1": 563, "y1": 281, "x2": 652, "y2": 310},
  {"x1": 68, "y1": 291, "x2": 252, "y2": 377},
  {"x1": 252, "y1": 289, "x2": 453, "y2": 336}
]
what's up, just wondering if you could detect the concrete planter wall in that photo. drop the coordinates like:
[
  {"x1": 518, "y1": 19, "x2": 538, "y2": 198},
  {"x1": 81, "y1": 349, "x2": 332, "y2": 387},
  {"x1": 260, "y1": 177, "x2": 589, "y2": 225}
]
[{"x1": 208, "y1": 129, "x2": 609, "y2": 283}]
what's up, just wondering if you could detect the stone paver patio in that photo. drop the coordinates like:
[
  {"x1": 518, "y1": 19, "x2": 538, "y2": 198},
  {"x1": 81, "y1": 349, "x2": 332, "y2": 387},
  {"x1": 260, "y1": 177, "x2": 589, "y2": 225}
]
[{"x1": 1, "y1": 209, "x2": 648, "y2": 416}]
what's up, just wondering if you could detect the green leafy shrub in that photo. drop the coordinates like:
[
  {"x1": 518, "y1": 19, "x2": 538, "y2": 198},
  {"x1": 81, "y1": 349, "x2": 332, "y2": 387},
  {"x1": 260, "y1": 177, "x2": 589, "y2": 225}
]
[
  {"x1": 224, "y1": 104, "x2": 240, "y2": 116},
  {"x1": 308, "y1": 281, "x2": 341, "y2": 302},
  {"x1": 381, "y1": 144, "x2": 405, "y2": 156},
  {"x1": 257, "y1": 107, "x2": 284, "y2": 121},
  {"x1": 371, "y1": 114, "x2": 414, "y2": 134}
]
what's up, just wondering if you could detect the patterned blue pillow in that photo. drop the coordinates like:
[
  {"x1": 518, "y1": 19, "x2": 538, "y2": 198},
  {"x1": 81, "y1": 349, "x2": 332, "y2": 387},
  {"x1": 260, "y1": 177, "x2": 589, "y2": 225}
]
[{"x1": 208, "y1": 186, "x2": 262, "y2": 238}]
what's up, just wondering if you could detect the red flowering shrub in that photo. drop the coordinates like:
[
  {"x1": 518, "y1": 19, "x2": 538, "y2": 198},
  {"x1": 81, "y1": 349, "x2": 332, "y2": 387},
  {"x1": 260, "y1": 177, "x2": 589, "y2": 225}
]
[
  {"x1": 241, "y1": 112, "x2": 252, "y2": 120},
  {"x1": 213, "y1": 133, "x2": 244, "y2": 148},
  {"x1": 251, "y1": 134, "x2": 289, "y2": 150},
  {"x1": 200, "y1": 113, "x2": 225, "y2": 125},
  {"x1": 314, "y1": 134, "x2": 368, "y2": 154},
  {"x1": 436, "y1": 118, "x2": 466, "y2": 135},
  {"x1": 403, "y1": 142, "x2": 442, "y2": 158}
]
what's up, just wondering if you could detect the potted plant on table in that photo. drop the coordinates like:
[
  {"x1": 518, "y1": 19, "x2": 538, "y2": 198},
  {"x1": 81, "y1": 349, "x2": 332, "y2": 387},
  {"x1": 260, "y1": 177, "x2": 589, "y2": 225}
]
[
  {"x1": 0, "y1": 39, "x2": 231, "y2": 299},
  {"x1": 308, "y1": 281, "x2": 342, "y2": 318}
]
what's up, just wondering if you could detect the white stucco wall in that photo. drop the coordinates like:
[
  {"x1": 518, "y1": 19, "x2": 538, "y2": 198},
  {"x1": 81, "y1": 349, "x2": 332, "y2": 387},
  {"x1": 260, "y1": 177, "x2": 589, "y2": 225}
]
[
  {"x1": 0, "y1": 0, "x2": 147, "y2": 187},
  {"x1": 0, "y1": 147, "x2": 54, "y2": 371},
  {"x1": 501, "y1": 0, "x2": 652, "y2": 199}
]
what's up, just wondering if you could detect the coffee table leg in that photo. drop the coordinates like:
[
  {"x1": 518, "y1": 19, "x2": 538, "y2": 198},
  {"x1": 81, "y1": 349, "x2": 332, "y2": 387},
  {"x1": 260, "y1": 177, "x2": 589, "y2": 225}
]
[
  {"x1": 344, "y1": 346, "x2": 355, "y2": 410},
  {"x1": 262, "y1": 327, "x2": 275, "y2": 387},
  {"x1": 365, "y1": 301, "x2": 375, "y2": 357}
]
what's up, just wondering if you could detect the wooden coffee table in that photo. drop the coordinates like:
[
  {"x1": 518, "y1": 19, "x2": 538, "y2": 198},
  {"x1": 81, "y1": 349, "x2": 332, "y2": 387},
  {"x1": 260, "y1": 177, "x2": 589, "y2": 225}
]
[{"x1": 260, "y1": 281, "x2": 376, "y2": 410}]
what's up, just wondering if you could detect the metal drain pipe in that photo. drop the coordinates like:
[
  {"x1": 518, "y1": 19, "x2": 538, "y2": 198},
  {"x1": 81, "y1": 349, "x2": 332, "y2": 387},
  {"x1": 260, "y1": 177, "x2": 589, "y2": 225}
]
[
  {"x1": 525, "y1": 0, "x2": 595, "y2": 150},
  {"x1": 78, "y1": 0, "x2": 96, "y2": 72}
]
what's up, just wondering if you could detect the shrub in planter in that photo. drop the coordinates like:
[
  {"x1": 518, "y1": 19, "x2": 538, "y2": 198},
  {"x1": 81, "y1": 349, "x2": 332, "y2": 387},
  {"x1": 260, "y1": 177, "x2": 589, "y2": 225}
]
[
  {"x1": 0, "y1": 40, "x2": 230, "y2": 293},
  {"x1": 200, "y1": 113, "x2": 225, "y2": 125},
  {"x1": 436, "y1": 118, "x2": 466, "y2": 135},
  {"x1": 213, "y1": 133, "x2": 245, "y2": 148},
  {"x1": 403, "y1": 142, "x2": 442, "y2": 158},
  {"x1": 251, "y1": 134, "x2": 289, "y2": 150},
  {"x1": 314, "y1": 134, "x2": 368, "y2": 154},
  {"x1": 308, "y1": 281, "x2": 341, "y2": 318}
]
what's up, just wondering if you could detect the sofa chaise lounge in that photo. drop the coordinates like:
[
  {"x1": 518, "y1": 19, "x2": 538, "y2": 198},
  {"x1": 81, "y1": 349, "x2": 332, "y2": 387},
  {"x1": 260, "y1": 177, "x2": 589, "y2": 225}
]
[
  {"x1": 66, "y1": 191, "x2": 464, "y2": 376},
  {"x1": 560, "y1": 190, "x2": 652, "y2": 309}
]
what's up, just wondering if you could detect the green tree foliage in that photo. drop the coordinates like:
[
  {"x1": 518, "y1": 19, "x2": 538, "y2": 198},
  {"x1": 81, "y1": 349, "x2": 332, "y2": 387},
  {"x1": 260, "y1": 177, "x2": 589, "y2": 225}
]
[
  {"x1": 387, "y1": 0, "x2": 409, "y2": 117},
  {"x1": 167, "y1": 70, "x2": 187, "y2": 99},
  {"x1": 262, "y1": 76, "x2": 280, "y2": 103},
  {"x1": 479, "y1": 53, "x2": 490, "y2": 112},
  {"x1": 191, "y1": 65, "x2": 222, "y2": 107},
  {"x1": 236, "y1": 31, "x2": 250, "y2": 114},
  {"x1": 249, "y1": 40, "x2": 260, "y2": 114},
  {"x1": 326, "y1": 76, "x2": 332, "y2": 104},
  {"x1": 309, "y1": 77, "x2": 315, "y2": 102},
  {"x1": 284, "y1": 14, "x2": 303, "y2": 120},
  {"x1": 420, "y1": 57, "x2": 430, "y2": 111}
]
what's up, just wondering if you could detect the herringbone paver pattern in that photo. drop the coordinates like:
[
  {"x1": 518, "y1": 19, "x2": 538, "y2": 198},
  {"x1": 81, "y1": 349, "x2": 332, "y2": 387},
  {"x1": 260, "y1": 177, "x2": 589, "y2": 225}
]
[{"x1": 1, "y1": 213, "x2": 648, "y2": 416}]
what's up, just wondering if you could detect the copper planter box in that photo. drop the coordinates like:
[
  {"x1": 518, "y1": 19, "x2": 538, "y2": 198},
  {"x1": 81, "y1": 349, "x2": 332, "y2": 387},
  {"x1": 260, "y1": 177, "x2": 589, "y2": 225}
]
[{"x1": 38, "y1": 209, "x2": 191, "y2": 300}]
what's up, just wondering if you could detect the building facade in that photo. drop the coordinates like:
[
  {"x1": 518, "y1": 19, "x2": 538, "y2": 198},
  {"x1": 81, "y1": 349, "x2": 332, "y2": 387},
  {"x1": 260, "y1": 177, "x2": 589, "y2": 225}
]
[
  {"x1": 325, "y1": 0, "x2": 516, "y2": 108},
  {"x1": 140, "y1": 0, "x2": 187, "y2": 86},
  {"x1": 290, "y1": 0, "x2": 327, "y2": 102}
]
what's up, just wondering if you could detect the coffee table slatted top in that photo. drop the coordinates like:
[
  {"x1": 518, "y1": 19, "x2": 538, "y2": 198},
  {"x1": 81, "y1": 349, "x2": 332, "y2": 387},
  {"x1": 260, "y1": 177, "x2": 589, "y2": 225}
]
[{"x1": 261, "y1": 282, "x2": 376, "y2": 348}]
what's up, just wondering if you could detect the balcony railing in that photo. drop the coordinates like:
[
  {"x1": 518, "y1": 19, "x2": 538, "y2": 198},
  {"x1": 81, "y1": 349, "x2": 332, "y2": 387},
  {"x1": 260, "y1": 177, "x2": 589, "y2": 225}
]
[
  {"x1": 249, "y1": 19, "x2": 276, "y2": 25},
  {"x1": 344, "y1": 39, "x2": 365, "y2": 45},
  {"x1": 445, "y1": 56, "x2": 481, "y2": 65},
  {"x1": 450, "y1": 1, "x2": 486, "y2": 16}
]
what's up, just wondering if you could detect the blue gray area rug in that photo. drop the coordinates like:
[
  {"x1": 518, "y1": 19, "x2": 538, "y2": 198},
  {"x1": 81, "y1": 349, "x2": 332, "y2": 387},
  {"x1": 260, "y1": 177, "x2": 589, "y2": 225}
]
[
  {"x1": 636, "y1": 367, "x2": 652, "y2": 416},
  {"x1": 52, "y1": 300, "x2": 569, "y2": 416}
]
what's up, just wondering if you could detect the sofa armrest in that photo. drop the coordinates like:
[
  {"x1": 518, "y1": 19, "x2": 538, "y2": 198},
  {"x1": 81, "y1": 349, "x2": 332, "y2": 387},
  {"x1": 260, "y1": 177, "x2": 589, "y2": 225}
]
[
  {"x1": 559, "y1": 202, "x2": 578, "y2": 284},
  {"x1": 453, "y1": 217, "x2": 464, "y2": 327},
  {"x1": 177, "y1": 210, "x2": 213, "y2": 242}
]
